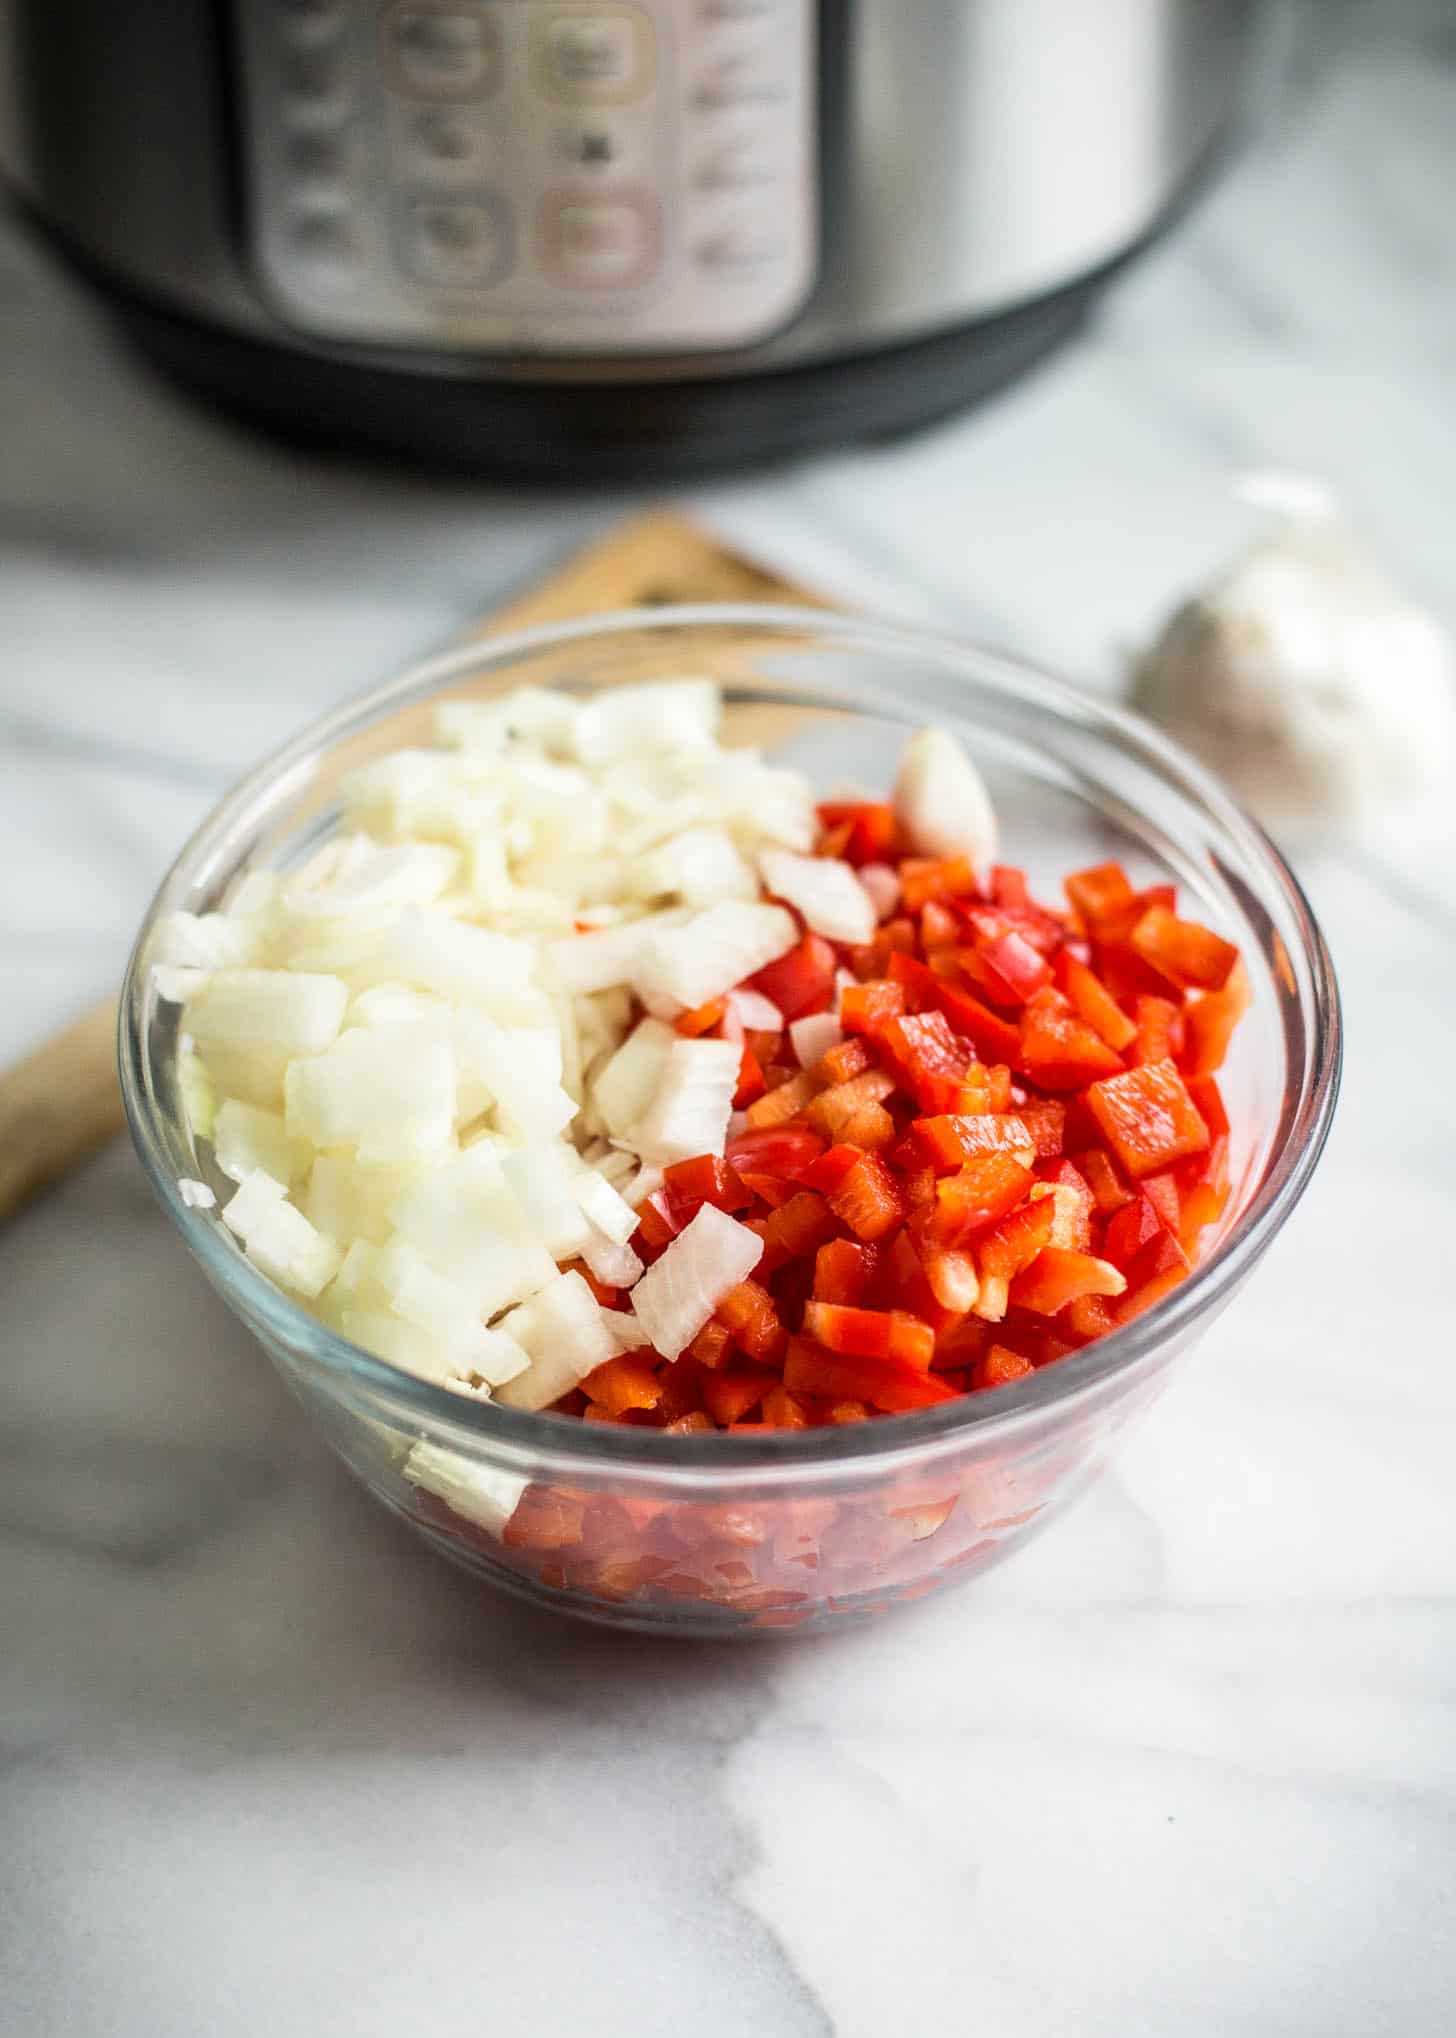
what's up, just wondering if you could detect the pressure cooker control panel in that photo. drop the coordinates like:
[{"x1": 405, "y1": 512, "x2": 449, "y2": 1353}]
[{"x1": 234, "y1": 1, "x2": 817, "y2": 352}]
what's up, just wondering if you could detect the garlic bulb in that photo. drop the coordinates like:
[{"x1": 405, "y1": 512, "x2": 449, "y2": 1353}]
[{"x1": 1130, "y1": 520, "x2": 1456, "y2": 835}]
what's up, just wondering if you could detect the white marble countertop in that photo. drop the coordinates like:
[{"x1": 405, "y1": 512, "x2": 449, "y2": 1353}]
[{"x1": 4, "y1": 5, "x2": 1455, "y2": 2032}]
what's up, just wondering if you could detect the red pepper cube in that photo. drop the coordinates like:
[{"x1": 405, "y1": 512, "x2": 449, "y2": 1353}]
[
  {"x1": 663, "y1": 1154, "x2": 752, "y2": 1221},
  {"x1": 716, "y1": 1279, "x2": 787, "y2": 1364},
  {"x1": 745, "y1": 1069, "x2": 818, "y2": 1131},
  {"x1": 782, "y1": 1338, "x2": 959, "y2": 1414},
  {"x1": 977, "y1": 1196, "x2": 1057, "y2": 1282},
  {"x1": 726, "y1": 1122, "x2": 827, "y2": 1183},
  {"x1": 813, "y1": 1237, "x2": 881, "y2": 1305},
  {"x1": 1055, "y1": 950, "x2": 1138, "y2": 1052},
  {"x1": 674, "y1": 997, "x2": 727, "y2": 1038},
  {"x1": 1064, "y1": 861, "x2": 1136, "y2": 930},
  {"x1": 749, "y1": 932, "x2": 838, "y2": 1020},
  {"x1": 1129, "y1": 904, "x2": 1240, "y2": 992},
  {"x1": 1086, "y1": 1056, "x2": 1211, "y2": 1179},
  {"x1": 923, "y1": 1153, "x2": 1035, "y2": 1248},
  {"x1": 1018, "y1": 986, "x2": 1126, "y2": 1090},
  {"x1": 733, "y1": 1048, "x2": 767, "y2": 1110},
  {"x1": 839, "y1": 978, "x2": 907, "y2": 1038},
  {"x1": 763, "y1": 1189, "x2": 839, "y2": 1261},
  {"x1": 805, "y1": 1068, "x2": 898, "y2": 1140},
  {"x1": 1009, "y1": 1248, "x2": 1127, "y2": 1317},
  {"x1": 970, "y1": 1345, "x2": 1036, "y2": 1391},
  {"x1": 1182, "y1": 959, "x2": 1252, "y2": 1077},
  {"x1": 827, "y1": 1150, "x2": 903, "y2": 1242},
  {"x1": 900, "y1": 855, "x2": 980, "y2": 911},
  {"x1": 896, "y1": 1112, "x2": 1036, "y2": 1173},
  {"x1": 814, "y1": 1035, "x2": 875, "y2": 1084},
  {"x1": 979, "y1": 930, "x2": 1054, "y2": 1004},
  {"x1": 581, "y1": 1354, "x2": 666, "y2": 1417},
  {"x1": 801, "y1": 1302, "x2": 935, "y2": 1371}
]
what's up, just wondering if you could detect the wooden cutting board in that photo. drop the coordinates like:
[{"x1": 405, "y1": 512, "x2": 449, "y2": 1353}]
[{"x1": 0, "y1": 512, "x2": 819, "y2": 1225}]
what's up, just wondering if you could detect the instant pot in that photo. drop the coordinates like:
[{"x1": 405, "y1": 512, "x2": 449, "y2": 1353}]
[{"x1": 0, "y1": 1, "x2": 1257, "y2": 476}]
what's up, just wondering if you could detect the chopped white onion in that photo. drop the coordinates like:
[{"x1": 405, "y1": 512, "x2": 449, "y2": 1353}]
[
  {"x1": 178, "y1": 1178, "x2": 216, "y2": 1210},
  {"x1": 634, "y1": 1037, "x2": 742, "y2": 1165},
  {"x1": 629, "y1": 826, "x2": 757, "y2": 907},
  {"x1": 403, "y1": 1443, "x2": 531, "y2": 1533},
  {"x1": 494, "y1": 1272, "x2": 621, "y2": 1410},
  {"x1": 628, "y1": 1204, "x2": 764, "y2": 1361},
  {"x1": 284, "y1": 1024, "x2": 456, "y2": 1159},
  {"x1": 634, "y1": 901, "x2": 796, "y2": 1013},
  {"x1": 790, "y1": 1011, "x2": 843, "y2": 1068},
  {"x1": 214, "y1": 1099, "x2": 311, "y2": 1188},
  {"x1": 759, "y1": 848, "x2": 877, "y2": 945},
  {"x1": 571, "y1": 678, "x2": 719, "y2": 765},
  {"x1": 591, "y1": 1017, "x2": 675, "y2": 1139}
]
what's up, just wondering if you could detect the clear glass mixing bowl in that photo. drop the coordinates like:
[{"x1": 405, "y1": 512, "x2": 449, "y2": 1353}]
[{"x1": 120, "y1": 608, "x2": 1340, "y2": 1637}]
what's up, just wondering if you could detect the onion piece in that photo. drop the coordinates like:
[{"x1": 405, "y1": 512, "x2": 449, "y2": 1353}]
[
  {"x1": 633, "y1": 1037, "x2": 742, "y2": 1165},
  {"x1": 790, "y1": 1011, "x2": 843, "y2": 1068},
  {"x1": 893, "y1": 727, "x2": 998, "y2": 871},
  {"x1": 759, "y1": 848, "x2": 877, "y2": 945},
  {"x1": 634, "y1": 901, "x2": 797, "y2": 1013},
  {"x1": 591, "y1": 1017, "x2": 675, "y2": 1139},
  {"x1": 494, "y1": 1271, "x2": 622, "y2": 1410},
  {"x1": 629, "y1": 1204, "x2": 764, "y2": 1361},
  {"x1": 403, "y1": 1443, "x2": 531, "y2": 1533}
]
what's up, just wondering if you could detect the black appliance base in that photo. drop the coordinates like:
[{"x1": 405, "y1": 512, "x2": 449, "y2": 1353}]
[{"x1": 100, "y1": 281, "x2": 1095, "y2": 483}]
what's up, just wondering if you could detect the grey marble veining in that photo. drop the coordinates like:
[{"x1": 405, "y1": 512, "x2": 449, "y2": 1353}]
[{"x1": 4, "y1": 5, "x2": 1455, "y2": 2033}]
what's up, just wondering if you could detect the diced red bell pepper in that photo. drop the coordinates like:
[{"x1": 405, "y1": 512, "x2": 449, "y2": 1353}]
[
  {"x1": 1186, "y1": 1073, "x2": 1230, "y2": 1140},
  {"x1": 674, "y1": 997, "x2": 727, "y2": 1037},
  {"x1": 700, "y1": 1369, "x2": 769, "y2": 1426},
  {"x1": 749, "y1": 931, "x2": 837, "y2": 1020},
  {"x1": 1067, "y1": 1294, "x2": 1116, "y2": 1341},
  {"x1": 894, "y1": 1112, "x2": 1035, "y2": 1174},
  {"x1": 503, "y1": 1488, "x2": 585, "y2": 1550},
  {"x1": 978, "y1": 930, "x2": 1054, "y2": 1003},
  {"x1": 1086, "y1": 1057, "x2": 1210, "y2": 1178},
  {"x1": 813, "y1": 1237, "x2": 881, "y2": 1305},
  {"x1": 759, "y1": 1384, "x2": 813, "y2": 1430},
  {"x1": 733, "y1": 1048, "x2": 767, "y2": 1110},
  {"x1": 1182, "y1": 959, "x2": 1252, "y2": 1077},
  {"x1": 689, "y1": 1320, "x2": 734, "y2": 1370},
  {"x1": 826, "y1": 1149, "x2": 903, "y2": 1242},
  {"x1": 581, "y1": 1353, "x2": 666, "y2": 1416},
  {"x1": 1018, "y1": 986, "x2": 1125, "y2": 1090},
  {"x1": 635, "y1": 1188, "x2": 684, "y2": 1252},
  {"x1": 716, "y1": 1279, "x2": 787, "y2": 1364},
  {"x1": 887, "y1": 952, "x2": 1024, "y2": 1065},
  {"x1": 816, "y1": 800, "x2": 899, "y2": 865},
  {"x1": 921, "y1": 1153, "x2": 1035, "y2": 1248},
  {"x1": 783, "y1": 1338, "x2": 959, "y2": 1413},
  {"x1": 761, "y1": 1189, "x2": 839, "y2": 1262},
  {"x1": 814, "y1": 1036, "x2": 875, "y2": 1085},
  {"x1": 1055, "y1": 950, "x2": 1138, "y2": 1052},
  {"x1": 1130, "y1": 995, "x2": 1185, "y2": 1067},
  {"x1": 1073, "y1": 1146, "x2": 1134, "y2": 1214},
  {"x1": 1009, "y1": 1248, "x2": 1126, "y2": 1317},
  {"x1": 805, "y1": 1068, "x2": 897, "y2": 1139},
  {"x1": 1139, "y1": 1170, "x2": 1182, "y2": 1235},
  {"x1": 977, "y1": 1195, "x2": 1057, "y2": 1282},
  {"x1": 1129, "y1": 904, "x2": 1239, "y2": 992},
  {"x1": 1030, "y1": 1168, "x2": 1094, "y2": 1250},
  {"x1": 663, "y1": 1154, "x2": 752, "y2": 1221},
  {"x1": 900, "y1": 856, "x2": 980, "y2": 911},
  {"x1": 919, "y1": 900, "x2": 962, "y2": 952},
  {"x1": 970, "y1": 1346, "x2": 1035, "y2": 1391},
  {"x1": 839, "y1": 978, "x2": 907, "y2": 1037},
  {"x1": 958, "y1": 901, "x2": 1068, "y2": 958},
  {"x1": 1114, "y1": 1262, "x2": 1189, "y2": 1324},
  {"x1": 745, "y1": 1069, "x2": 818, "y2": 1130},
  {"x1": 1014, "y1": 1099, "x2": 1066, "y2": 1160},
  {"x1": 803, "y1": 1142, "x2": 862, "y2": 1194},
  {"x1": 991, "y1": 865, "x2": 1030, "y2": 907},
  {"x1": 1064, "y1": 861, "x2": 1136, "y2": 931},
  {"x1": 801, "y1": 1302, "x2": 935, "y2": 1370},
  {"x1": 879, "y1": 1008, "x2": 987, "y2": 1113}
]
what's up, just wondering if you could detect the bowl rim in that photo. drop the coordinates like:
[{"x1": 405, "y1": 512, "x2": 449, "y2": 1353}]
[{"x1": 120, "y1": 601, "x2": 1342, "y2": 1472}]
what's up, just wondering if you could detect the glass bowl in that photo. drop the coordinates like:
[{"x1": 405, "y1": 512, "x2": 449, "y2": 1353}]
[{"x1": 120, "y1": 607, "x2": 1340, "y2": 1638}]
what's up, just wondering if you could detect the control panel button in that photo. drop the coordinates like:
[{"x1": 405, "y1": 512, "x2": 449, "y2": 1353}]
[
  {"x1": 278, "y1": 37, "x2": 351, "y2": 113},
  {"x1": 552, "y1": 119, "x2": 644, "y2": 175},
  {"x1": 284, "y1": 124, "x2": 348, "y2": 191},
  {"x1": 395, "y1": 102, "x2": 491, "y2": 176},
  {"x1": 285, "y1": 208, "x2": 362, "y2": 290},
  {"x1": 536, "y1": 8, "x2": 653, "y2": 106},
  {"x1": 384, "y1": 4, "x2": 500, "y2": 101},
  {"x1": 399, "y1": 194, "x2": 511, "y2": 286},
  {"x1": 543, "y1": 191, "x2": 658, "y2": 287}
]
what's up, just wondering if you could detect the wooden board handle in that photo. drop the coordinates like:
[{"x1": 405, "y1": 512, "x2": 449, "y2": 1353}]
[
  {"x1": 0, "y1": 997, "x2": 125, "y2": 1223},
  {"x1": 0, "y1": 512, "x2": 816, "y2": 1226}
]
